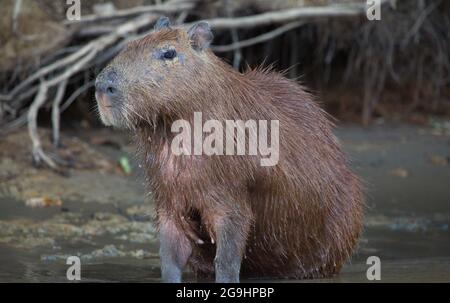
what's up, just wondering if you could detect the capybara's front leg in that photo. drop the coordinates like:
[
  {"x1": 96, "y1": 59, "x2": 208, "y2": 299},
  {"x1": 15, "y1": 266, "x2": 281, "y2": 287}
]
[
  {"x1": 159, "y1": 219, "x2": 192, "y2": 283},
  {"x1": 214, "y1": 215, "x2": 251, "y2": 283}
]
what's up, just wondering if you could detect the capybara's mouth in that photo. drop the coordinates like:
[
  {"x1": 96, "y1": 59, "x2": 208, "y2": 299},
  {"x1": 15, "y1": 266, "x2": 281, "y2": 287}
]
[{"x1": 95, "y1": 91, "x2": 115, "y2": 126}]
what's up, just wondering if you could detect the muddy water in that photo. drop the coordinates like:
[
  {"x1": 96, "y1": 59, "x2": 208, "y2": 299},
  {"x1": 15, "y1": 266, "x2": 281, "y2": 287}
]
[{"x1": 0, "y1": 123, "x2": 449, "y2": 282}]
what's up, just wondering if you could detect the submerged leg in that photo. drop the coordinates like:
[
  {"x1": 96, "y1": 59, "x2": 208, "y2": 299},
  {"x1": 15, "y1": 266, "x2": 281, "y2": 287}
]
[
  {"x1": 213, "y1": 214, "x2": 251, "y2": 283},
  {"x1": 159, "y1": 219, "x2": 192, "y2": 283}
]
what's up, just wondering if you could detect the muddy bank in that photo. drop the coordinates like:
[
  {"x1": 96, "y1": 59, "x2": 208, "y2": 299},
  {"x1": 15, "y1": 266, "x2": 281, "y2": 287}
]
[{"x1": 0, "y1": 123, "x2": 449, "y2": 282}]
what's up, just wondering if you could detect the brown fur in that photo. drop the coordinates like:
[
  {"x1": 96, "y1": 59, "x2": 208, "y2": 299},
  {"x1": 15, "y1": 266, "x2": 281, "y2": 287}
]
[{"x1": 96, "y1": 25, "x2": 364, "y2": 280}]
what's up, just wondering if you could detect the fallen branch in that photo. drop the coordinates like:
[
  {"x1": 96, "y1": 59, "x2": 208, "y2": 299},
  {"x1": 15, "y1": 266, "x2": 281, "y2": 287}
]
[
  {"x1": 64, "y1": 0, "x2": 195, "y2": 25},
  {"x1": 60, "y1": 80, "x2": 95, "y2": 113},
  {"x1": 27, "y1": 82, "x2": 57, "y2": 169},
  {"x1": 212, "y1": 20, "x2": 306, "y2": 52},
  {"x1": 52, "y1": 79, "x2": 68, "y2": 147},
  {"x1": 202, "y1": 4, "x2": 366, "y2": 30}
]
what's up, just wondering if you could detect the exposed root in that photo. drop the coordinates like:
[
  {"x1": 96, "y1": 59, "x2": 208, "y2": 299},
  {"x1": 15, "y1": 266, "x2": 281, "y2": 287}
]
[
  {"x1": 17, "y1": 13, "x2": 163, "y2": 170},
  {"x1": 27, "y1": 82, "x2": 57, "y2": 169},
  {"x1": 52, "y1": 80, "x2": 68, "y2": 148}
]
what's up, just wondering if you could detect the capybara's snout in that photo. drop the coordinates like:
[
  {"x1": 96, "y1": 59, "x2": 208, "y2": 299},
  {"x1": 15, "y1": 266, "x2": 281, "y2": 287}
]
[
  {"x1": 95, "y1": 68, "x2": 126, "y2": 127},
  {"x1": 95, "y1": 69, "x2": 120, "y2": 99}
]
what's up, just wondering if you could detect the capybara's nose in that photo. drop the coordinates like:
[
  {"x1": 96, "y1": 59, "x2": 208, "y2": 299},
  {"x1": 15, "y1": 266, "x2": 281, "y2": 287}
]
[{"x1": 95, "y1": 70, "x2": 119, "y2": 97}]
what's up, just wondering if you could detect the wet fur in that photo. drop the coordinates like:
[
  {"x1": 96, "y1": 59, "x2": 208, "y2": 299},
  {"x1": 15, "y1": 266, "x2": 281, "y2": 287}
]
[{"x1": 99, "y1": 26, "x2": 364, "y2": 280}]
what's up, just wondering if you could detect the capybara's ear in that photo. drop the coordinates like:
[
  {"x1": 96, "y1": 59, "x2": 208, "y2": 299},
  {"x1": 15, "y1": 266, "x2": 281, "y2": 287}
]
[
  {"x1": 154, "y1": 16, "x2": 171, "y2": 30},
  {"x1": 187, "y1": 21, "x2": 213, "y2": 52}
]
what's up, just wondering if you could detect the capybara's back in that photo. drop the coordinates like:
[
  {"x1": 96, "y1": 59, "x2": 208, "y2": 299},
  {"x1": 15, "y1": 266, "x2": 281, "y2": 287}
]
[
  {"x1": 239, "y1": 69, "x2": 364, "y2": 278},
  {"x1": 95, "y1": 17, "x2": 364, "y2": 282},
  {"x1": 184, "y1": 68, "x2": 364, "y2": 280}
]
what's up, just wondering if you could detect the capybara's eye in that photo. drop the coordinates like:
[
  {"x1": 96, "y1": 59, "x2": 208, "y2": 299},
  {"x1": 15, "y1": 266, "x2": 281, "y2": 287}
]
[{"x1": 163, "y1": 49, "x2": 177, "y2": 60}]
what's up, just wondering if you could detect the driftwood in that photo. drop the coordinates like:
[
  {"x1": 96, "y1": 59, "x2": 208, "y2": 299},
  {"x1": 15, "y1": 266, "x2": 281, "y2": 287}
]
[
  {"x1": 63, "y1": 1, "x2": 194, "y2": 25},
  {"x1": 0, "y1": 0, "x2": 447, "y2": 170},
  {"x1": 211, "y1": 20, "x2": 306, "y2": 52}
]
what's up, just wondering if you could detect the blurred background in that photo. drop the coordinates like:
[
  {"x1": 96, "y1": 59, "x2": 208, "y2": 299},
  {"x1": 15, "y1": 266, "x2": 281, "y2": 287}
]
[{"x1": 0, "y1": 0, "x2": 449, "y2": 282}]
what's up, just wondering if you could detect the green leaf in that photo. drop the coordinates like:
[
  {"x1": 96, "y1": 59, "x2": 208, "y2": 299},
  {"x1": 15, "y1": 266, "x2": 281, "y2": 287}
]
[{"x1": 119, "y1": 156, "x2": 132, "y2": 175}]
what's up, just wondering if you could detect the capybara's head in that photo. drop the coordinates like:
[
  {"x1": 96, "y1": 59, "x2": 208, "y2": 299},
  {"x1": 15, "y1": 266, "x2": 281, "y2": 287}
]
[{"x1": 95, "y1": 17, "x2": 214, "y2": 128}]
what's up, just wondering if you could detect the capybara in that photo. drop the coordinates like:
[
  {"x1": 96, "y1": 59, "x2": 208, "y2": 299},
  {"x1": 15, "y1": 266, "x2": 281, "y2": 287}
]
[{"x1": 95, "y1": 16, "x2": 364, "y2": 282}]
